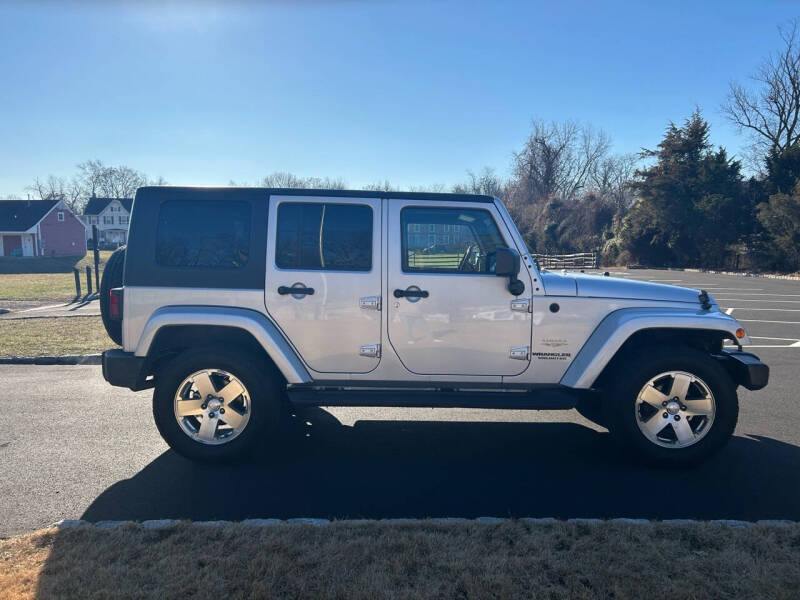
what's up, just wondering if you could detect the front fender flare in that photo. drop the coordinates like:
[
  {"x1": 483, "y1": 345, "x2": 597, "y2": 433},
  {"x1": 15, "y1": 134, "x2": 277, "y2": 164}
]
[
  {"x1": 560, "y1": 308, "x2": 748, "y2": 389},
  {"x1": 135, "y1": 306, "x2": 312, "y2": 385}
]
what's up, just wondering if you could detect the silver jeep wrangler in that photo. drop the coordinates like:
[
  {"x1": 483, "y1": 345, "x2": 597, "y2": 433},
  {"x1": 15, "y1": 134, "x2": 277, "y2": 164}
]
[{"x1": 100, "y1": 186, "x2": 769, "y2": 465}]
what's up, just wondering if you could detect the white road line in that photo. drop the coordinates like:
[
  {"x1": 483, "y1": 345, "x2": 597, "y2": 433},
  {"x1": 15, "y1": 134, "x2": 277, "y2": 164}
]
[
  {"x1": 738, "y1": 319, "x2": 800, "y2": 324},
  {"x1": 709, "y1": 292, "x2": 800, "y2": 297},
  {"x1": 700, "y1": 287, "x2": 764, "y2": 291},
  {"x1": 714, "y1": 299, "x2": 800, "y2": 303},
  {"x1": 17, "y1": 303, "x2": 68, "y2": 313},
  {"x1": 749, "y1": 336, "x2": 800, "y2": 348},
  {"x1": 721, "y1": 307, "x2": 800, "y2": 312},
  {"x1": 724, "y1": 308, "x2": 734, "y2": 315}
]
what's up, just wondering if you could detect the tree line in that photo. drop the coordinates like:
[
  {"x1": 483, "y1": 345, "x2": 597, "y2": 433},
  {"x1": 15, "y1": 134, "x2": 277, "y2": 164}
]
[{"x1": 15, "y1": 21, "x2": 800, "y2": 273}]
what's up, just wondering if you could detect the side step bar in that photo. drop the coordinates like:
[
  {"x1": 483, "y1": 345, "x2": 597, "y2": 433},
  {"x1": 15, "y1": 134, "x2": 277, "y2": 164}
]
[{"x1": 286, "y1": 387, "x2": 592, "y2": 410}]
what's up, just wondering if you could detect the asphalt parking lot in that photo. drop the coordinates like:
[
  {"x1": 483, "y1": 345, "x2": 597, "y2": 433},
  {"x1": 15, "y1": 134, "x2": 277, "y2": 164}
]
[{"x1": 1, "y1": 269, "x2": 798, "y2": 537}]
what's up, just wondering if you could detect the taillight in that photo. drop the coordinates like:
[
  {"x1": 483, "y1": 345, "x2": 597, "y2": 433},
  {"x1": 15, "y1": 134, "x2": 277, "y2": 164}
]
[{"x1": 109, "y1": 288, "x2": 123, "y2": 320}]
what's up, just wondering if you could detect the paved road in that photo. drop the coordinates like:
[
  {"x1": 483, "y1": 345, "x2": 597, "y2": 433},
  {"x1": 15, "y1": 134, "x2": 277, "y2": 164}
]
[
  {"x1": 0, "y1": 296, "x2": 100, "y2": 320},
  {"x1": 1, "y1": 270, "x2": 799, "y2": 536}
]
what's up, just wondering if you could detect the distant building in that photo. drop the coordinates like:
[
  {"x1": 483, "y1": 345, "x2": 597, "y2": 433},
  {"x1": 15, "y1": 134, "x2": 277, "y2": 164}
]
[
  {"x1": 81, "y1": 197, "x2": 132, "y2": 246},
  {"x1": 0, "y1": 199, "x2": 87, "y2": 257}
]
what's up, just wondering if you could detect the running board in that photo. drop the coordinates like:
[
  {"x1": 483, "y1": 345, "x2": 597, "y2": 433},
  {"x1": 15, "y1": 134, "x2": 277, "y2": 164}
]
[{"x1": 286, "y1": 387, "x2": 590, "y2": 410}]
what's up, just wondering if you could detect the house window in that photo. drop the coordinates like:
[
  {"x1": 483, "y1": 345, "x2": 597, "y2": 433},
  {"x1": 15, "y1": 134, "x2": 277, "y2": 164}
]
[
  {"x1": 57, "y1": 211, "x2": 64, "y2": 222},
  {"x1": 119, "y1": 216, "x2": 129, "y2": 225},
  {"x1": 104, "y1": 216, "x2": 114, "y2": 224}
]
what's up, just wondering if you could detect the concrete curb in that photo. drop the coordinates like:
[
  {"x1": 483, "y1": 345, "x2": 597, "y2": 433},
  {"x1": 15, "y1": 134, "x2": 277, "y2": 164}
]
[
  {"x1": 0, "y1": 354, "x2": 101, "y2": 365},
  {"x1": 50, "y1": 517, "x2": 799, "y2": 531}
]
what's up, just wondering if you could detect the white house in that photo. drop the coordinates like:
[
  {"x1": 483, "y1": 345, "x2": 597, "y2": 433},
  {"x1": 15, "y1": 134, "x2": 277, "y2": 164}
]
[{"x1": 81, "y1": 197, "x2": 132, "y2": 246}]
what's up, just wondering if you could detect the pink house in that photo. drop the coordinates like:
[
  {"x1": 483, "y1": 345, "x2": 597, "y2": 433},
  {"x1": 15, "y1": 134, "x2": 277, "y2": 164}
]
[{"x1": 0, "y1": 199, "x2": 87, "y2": 257}]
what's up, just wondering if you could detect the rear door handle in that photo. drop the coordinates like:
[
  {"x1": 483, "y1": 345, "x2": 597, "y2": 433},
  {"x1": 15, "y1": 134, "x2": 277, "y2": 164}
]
[
  {"x1": 278, "y1": 286, "x2": 315, "y2": 296},
  {"x1": 393, "y1": 288, "x2": 429, "y2": 298}
]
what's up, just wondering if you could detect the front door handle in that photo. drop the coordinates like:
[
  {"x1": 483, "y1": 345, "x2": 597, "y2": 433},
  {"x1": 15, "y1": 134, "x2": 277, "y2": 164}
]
[
  {"x1": 393, "y1": 288, "x2": 429, "y2": 299},
  {"x1": 278, "y1": 285, "x2": 315, "y2": 296}
]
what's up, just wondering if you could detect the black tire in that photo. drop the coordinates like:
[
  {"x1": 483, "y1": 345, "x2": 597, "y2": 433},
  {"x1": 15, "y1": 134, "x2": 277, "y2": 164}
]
[
  {"x1": 603, "y1": 346, "x2": 738, "y2": 466},
  {"x1": 99, "y1": 246, "x2": 125, "y2": 345},
  {"x1": 152, "y1": 347, "x2": 283, "y2": 463}
]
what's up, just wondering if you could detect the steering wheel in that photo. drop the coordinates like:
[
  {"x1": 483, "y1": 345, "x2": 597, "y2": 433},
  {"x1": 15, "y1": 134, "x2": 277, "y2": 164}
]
[{"x1": 458, "y1": 244, "x2": 475, "y2": 271}]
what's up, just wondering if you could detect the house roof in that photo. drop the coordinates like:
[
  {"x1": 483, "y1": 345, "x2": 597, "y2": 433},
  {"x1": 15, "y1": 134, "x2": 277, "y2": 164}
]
[
  {"x1": 83, "y1": 197, "x2": 133, "y2": 215},
  {"x1": 0, "y1": 199, "x2": 59, "y2": 232}
]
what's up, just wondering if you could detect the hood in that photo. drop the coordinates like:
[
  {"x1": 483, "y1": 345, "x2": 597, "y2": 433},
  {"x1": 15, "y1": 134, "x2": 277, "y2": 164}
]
[{"x1": 541, "y1": 271, "x2": 708, "y2": 305}]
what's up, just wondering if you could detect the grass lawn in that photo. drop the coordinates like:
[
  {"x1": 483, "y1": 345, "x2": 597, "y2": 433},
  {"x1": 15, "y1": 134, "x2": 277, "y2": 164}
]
[
  {"x1": 1, "y1": 521, "x2": 798, "y2": 599},
  {"x1": 0, "y1": 251, "x2": 113, "y2": 301},
  {"x1": 0, "y1": 316, "x2": 114, "y2": 357},
  {"x1": 0, "y1": 251, "x2": 112, "y2": 274}
]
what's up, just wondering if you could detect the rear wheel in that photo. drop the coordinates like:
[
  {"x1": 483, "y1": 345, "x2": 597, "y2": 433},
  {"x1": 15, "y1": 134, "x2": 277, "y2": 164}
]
[
  {"x1": 152, "y1": 348, "x2": 283, "y2": 462},
  {"x1": 604, "y1": 346, "x2": 738, "y2": 465},
  {"x1": 99, "y1": 245, "x2": 125, "y2": 345}
]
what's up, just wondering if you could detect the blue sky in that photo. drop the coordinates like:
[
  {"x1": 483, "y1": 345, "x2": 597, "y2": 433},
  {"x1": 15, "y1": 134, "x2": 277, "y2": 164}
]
[{"x1": 0, "y1": 0, "x2": 797, "y2": 196}]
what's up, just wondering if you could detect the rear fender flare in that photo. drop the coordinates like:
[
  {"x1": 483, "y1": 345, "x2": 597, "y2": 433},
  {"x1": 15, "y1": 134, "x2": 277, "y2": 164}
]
[{"x1": 135, "y1": 306, "x2": 312, "y2": 385}]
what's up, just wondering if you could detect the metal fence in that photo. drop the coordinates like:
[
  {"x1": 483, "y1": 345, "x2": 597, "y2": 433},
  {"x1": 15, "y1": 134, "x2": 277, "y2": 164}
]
[{"x1": 532, "y1": 252, "x2": 597, "y2": 270}]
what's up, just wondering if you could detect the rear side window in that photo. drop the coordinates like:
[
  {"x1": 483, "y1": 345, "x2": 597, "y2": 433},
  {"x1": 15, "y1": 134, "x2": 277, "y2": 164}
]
[
  {"x1": 156, "y1": 200, "x2": 251, "y2": 268},
  {"x1": 275, "y1": 202, "x2": 372, "y2": 271}
]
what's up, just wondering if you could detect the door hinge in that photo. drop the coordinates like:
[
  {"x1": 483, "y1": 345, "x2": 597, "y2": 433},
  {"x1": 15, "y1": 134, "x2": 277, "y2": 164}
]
[
  {"x1": 509, "y1": 346, "x2": 530, "y2": 360},
  {"x1": 359, "y1": 344, "x2": 381, "y2": 358},
  {"x1": 510, "y1": 297, "x2": 531, "y2": 312},
  {"x1": 360, "y1": 296, "x2": 382, "y2": 310}
]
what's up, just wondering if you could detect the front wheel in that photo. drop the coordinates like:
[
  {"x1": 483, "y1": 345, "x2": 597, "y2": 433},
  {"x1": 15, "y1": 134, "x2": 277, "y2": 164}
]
[
  {"x1": 152, "y1": 348, "x2": 283, "y2": 463},
  {"x1": 604, "y1": 346, "x2": 738, "y2": 466}
]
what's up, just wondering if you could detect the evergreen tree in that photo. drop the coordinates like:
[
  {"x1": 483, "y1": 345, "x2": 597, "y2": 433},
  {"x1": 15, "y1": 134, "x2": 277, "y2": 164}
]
[{"x1": 619, "y1": 111, "x2": 747, "y2": 267}]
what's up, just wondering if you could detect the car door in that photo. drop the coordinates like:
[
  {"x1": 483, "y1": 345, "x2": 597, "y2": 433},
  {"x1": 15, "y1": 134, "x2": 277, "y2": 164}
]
[
  {"x1": 387, "y1": 200, "x2": 532, "y2": 376},
  {"x1": 264, "y1": 195, "x2": 382, "y2": 374}
]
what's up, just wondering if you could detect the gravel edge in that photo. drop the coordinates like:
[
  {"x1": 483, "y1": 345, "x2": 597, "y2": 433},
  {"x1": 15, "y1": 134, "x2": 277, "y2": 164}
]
[
  {"x1": 49, "y1": 517, "x2": 799, "y2": 531},
  {"x1": 0, "y1": 354, "x2": 101, "y2": 365}
]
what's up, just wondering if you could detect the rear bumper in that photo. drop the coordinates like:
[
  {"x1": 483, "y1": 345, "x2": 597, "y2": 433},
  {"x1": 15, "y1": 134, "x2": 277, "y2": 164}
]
[
  {"x1": 717, "y1": 350, "x2": 769, "y2": 391},
  {"x1": 102, "y1": 349, "x2": 152, "y2": 391}
]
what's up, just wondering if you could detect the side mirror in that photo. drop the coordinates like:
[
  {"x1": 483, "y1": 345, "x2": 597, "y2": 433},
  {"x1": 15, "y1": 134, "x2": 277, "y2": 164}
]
[
  {"x1": 494, "y1": 247, "x2": 525, "y2": 296},
  {"x1": 495, "y1": 246, "x2": 520, "y2": 278}
]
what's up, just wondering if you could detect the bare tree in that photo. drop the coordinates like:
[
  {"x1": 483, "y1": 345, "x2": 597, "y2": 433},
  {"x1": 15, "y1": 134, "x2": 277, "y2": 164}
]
[
  {"x1": 452, "y1": 167, "x2": 505, "y2": 197},
  {"x1": 510, "y1": 120, "x2": 611, "y2": 204},
  {"x1": 363, "y1": 180, "x2": 397, "y2": 192},
  {"x1": 723, "y1": 20, "x2": 800, "y2": 159},
  {"x1": 589, "y1": 153, "x2": 638, "y2": 211},
  {"x1": 259, "y1": 171, "x2": 346, "y2": 189},
  {"x1": 28, "y1": 160, "x2": 159, "y2": 213},
  {"x1": 27, "y1": 175, "x2": 83, "y2": 211}
]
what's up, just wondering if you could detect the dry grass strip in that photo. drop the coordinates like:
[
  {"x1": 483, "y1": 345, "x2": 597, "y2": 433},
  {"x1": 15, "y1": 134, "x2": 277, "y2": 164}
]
[
  {"x1": 1, "y1": 520, "x2": 799, "y2": 599},
  {"x1": 0, "y1": 315, "x2": 112, "y2": 357}
]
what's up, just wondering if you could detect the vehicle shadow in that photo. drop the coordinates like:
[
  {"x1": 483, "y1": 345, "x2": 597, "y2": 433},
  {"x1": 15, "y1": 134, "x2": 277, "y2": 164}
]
[{"x1": 79, "y1": 408, "x2": 800, "y2": 522}]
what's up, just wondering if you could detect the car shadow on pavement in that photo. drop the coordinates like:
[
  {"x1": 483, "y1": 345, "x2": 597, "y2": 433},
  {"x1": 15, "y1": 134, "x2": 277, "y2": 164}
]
[{"x1": 81, "y1": 408, "x2": 800, "y2": 522}]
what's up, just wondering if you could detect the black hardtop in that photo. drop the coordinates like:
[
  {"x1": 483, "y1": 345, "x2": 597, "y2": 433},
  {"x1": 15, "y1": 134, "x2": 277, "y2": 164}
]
[{"x1": 134, "y1": 186, "x2": 495, "y2": 204}]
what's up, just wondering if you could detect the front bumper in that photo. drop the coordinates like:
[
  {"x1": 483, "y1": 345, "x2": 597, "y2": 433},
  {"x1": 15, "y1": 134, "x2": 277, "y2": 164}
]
[
  {"x1": 102, "y1": 349, "x2": 152, "y2": 391},
  {"x1": 717, "y1": 350, "x2": 769, "y2": 391}
]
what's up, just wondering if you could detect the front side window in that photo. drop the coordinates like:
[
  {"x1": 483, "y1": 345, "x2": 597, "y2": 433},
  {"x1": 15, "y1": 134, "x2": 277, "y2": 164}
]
[
  {"x1": 402, "y1": 207, "x2": 506, "y2": 274},
  {"x1": 156, "y1": 200, "x2": 250, "y2": 268},
  {"x1": 103, "y1": 216, "x2": 113, "y2": 224},
  {"x1": 275, "y1": 202, "x2": 372, "y2": 271}
]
